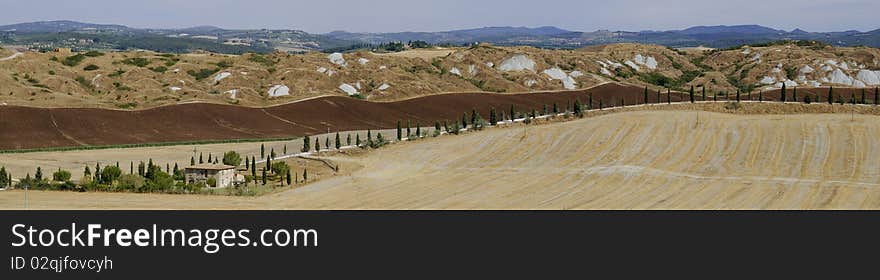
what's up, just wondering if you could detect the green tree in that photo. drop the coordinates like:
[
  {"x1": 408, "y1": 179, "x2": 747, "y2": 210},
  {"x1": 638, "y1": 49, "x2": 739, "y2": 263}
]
[
  {"x1": 336, "y1": 132, "x2": 341, "y2": 149},
  {"x1": 302, "y1": 168, "x2": 308, "y2": 182},
  {"x1": 415, "y1": 122, "x2": 421, "y2": 137},
  {"x1": 302, "y1": 135, "x2": 310, "y2": 152},
  {"x1": 666, "y1": 89, "x2": 671, "y2": 104},
  {"x1": 222, "y1": 151, "x2": 241, "y2": 166},
  {"x1": 573, "y1": 98, "x2": 583, "y2": 117},
  {"x1": 130, "y1": 162, "x2": 134, "y2": 174},
  {"x1": 736, "y1": 88, "x2": 741, "y2": 103},
  {"x1": 271, "y1": 161, "x2": 290, "y2": 176},
  {"x1": 190, "y1": 156, "x2": 195, "y2": 166},
  {"x1": 94, "y1": 163, "x2": 101, "y2": 183},
  {"x1": 689, "y1": 85, "x2": 695, "y2": 103},
  {"x1": 347, "y1": 134, "x2": 352, "y2": 146},
  {"x1": 270, "y1": 148, "x2": 276, "y2": 159},
  {"x1": 245, "y1": 157, "x2": 249, "y2": 170},
  {"x1": 406, "y1": 120, "x2": 411, "y2": 137},
  {"x1": 489, "y1": 107, "x2": 497, "y2": 125},
  {"x1": 52, "y1": 168, "x2": 71, "y2": 182},
  {"x1": 286, "y1": 169, "x2": 292, "y2": 186},
  {"x1": 35, "y1": 167, "x2": 42, "y2": 182},
  {"x1": 356, "y1": 134, "x2": 361, "y2": 147},
  {"x1": 434, "y1": 121, "x2": 441, "y2": 136},
  {"x1": 792, "y1": 87, "x2": 797, "y2": 103},
  {"x1": 260, "y1": 144, "x2": 265, "y2": 159},
  {"x1": 861, "y1": 88, "x2": 866, "y2": 104},
  {"x1": 589, "y1": 93, "x2": 594, "y2": 109},
  {"x1": 509, "y1": 105, "x2": 516, "y2": 121},
  {"x1": 0, "y1": 167, "x2": 7, "y2": 188},
  {"x1": 314, "y1": 137, "x2": 321, "y2": 152},
  {"x1": 828, "y1": 86, "x2": 834, "y2": 104},
  {"x1": 780, "y1": 83, "x2": 786, "y2": 103},
  {"x1": 138, "y1": 161, "x2": 145, "y2": 176},
  {"x1": 702, "y1": 86, "x2": 706, "y2": 101},
  {"x1": 266, "y1": 156, "x2": 271, "y2": 172},
  {"x1": 325, "y1": 137, "x2": 330, "y2": 150},
  {"x1": 173, "y1": 163, "x2": 183, "y2": 181},
  {"x1": 207, "y1": 153, "x2": 212, "y2": 163},
  {"x1": 283, "y1": 144, "x2": 287, "y2": 155},
  {"x1": 251, "y1": 156, "x2": 257, "y2": 178},
  {"x1": 397, "y1": 120, "x2": 402, "y2": 140},
  {"x1": 101, "y1": 166, "x2": 122, "y2": 184},
  {"x1": 759, "y1": 90, "x2": 763, "y2": 102},
  {"x1": 261, "y1": 169, "x2": 266, "y2": 185},
  {"x1": 461, "y1": 112, "x2": 468, "y2": 129},
  {"x1": 199, "y1": 153, "x2": 204, "y2": 164},
  {"x1": 84, "y1": 166, "x2": 91, "y2": 178},
  {"x1": 644, "y1": 86, "x2": 649, "y2": 104}
]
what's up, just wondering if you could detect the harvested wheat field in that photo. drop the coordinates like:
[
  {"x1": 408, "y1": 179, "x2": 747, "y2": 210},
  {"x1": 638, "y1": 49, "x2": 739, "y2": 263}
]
[{"x1": 3, "y1": 105, "x2": 880, "y2": 209}]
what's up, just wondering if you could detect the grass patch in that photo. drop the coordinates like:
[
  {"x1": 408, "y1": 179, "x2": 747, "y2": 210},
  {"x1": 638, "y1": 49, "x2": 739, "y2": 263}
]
[
  {"x1": 187, "y1": 68, "x2": 220, "y2": 80},
  {"x1": 121, "y1": 57, "x2": 150, "y2": 67}
]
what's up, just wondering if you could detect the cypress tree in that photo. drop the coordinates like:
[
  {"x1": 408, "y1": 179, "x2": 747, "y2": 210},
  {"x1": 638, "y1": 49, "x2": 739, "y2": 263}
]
[
  {"x1": 347, "y1": 134, "x2": 352, "y2": 146},
  {"x1": 266, "y1": 156, "x2": 271, "y2": 172},
  {"x1": 598, "y1": 100, "x2": 603, "y2": 110},
  {"x1": 543, "y1": 104, "x2": 548, "y2": 115},
  {"x1": 780, "y1": 83, "x2": 786, "y2": 103},
  {"x1": 666, "y1": 89, "x2": 671, "y2": 104},
  {"x1": 260, "y1": 144, "x2": 265, "y2": 159},
  {"x1": 336, "y1": 132, "x2": 341, "y2": 149},
  {"x1": 261, "y1": 169, "x2": 266, "y2": 185},
  {"x1": 173, "y1": 163, "x2": 179, "y2": 178},
  {"x1": 283, "y1": 144, "x2": 287, "y2": 155},
  {"x1": 861, "y1": 88, "x2": 866, "y2": 104},
  {"x1": 553, "y1": 102, "x2": 559, "y2": 113},
  {"x1": 130, "y1": 162, "x2": 134, "y2": 174},
  {"x1": 489, "y1": 107, "x2": 497, "y2": 125},
  {"x1": 251, "y1": 157, "x2": 256, "y2": 178},
  {"x1": 509, "y1": 105, "x2": 516, "y2": 121},
  {"x1": 851, "y1": 93, "x2": 856, "y2": 105},
  {"x1": 644, "y1": 86, "x2": 649, "y2": 104},
  {"x1": 573, "y1": 99, "x2": 583, "y2": 117},
  {"x1": 828, "y1": 86, "x2": 834, "y2": 104},
  {"x1": 588, "y1": 93, "x2": 593, "y2": 110},
  {"x1": 190, "y1": 156, "x2": 195, "y2": 166},
  {"x1": 689, "y1": 85, "x2": 695, "y2": 103},
  {"x1": 657, "y1": 89, "x2": 661, "y2": 104},
  {"x1": 325, "y1": 137, "x2": 330, "y2": 150},
  {"x1": 792, "y1": 86, "x2": 797, "y2": 103},
  {"x1": 461, "y1": 112, "x2": 468, "y2": 128},
  {"x1": 314, "y1": 137, "x2": 320, "y2": 152},
  {"x1": 166, "y1": 163, "x2": 170, "y2": 173},
  {"x1": 396, "y1": 120, "x2": 402, "y2": 140},
  {"x1": 702, "y1": 86, "x2": 706, "y2": 101},
  {"x1": 199, "y1": 153, "x2": 204, "y2": 164},
  {"x1": 748, "y1": 90, "x2": 752, "y2": 101},
  {"x1": 207, "y1": 154, "x2": 212, "y2": 163},
  {"x1": 95, "y1": 163, "x2": 101, "y2": 182},
  {"x1": 138, "y1": 161, "x2": 145, "y2": 176},
  {"x1": 416, "y1": 122, "x2": 421, "y2": 137},
  {"x1": 303, "y1": 168, "x2": 308, "y2": 182},
  {"x1": 736, "y1": 88, "x2": 741, "y2": 103},
  {"x1": 367, "y1": 130, "x2": 372, "y2": 144},
  {"x1": 356, "y1": 134, "x2": 361, "y2": 146},
  {"x1": 406, "y1": 120, "x2": 411, "y2": 137},
  {"x1": 471, "y1": 108, "x2": 477, "y2": 126},
  {"x1": 245, "y1": 157, "x2": 249, "y2": 170},
  {"x1": 35, "y1": 167, "x2": 42, "y2": 182},
  {"x1": 270, "y1": 148, "x2": 275, "y2": 159},
  {"x1": 302, "y1": 135, "x2": 310, "y2": 153},
  {"x1": 286, "y1": 169, "x2": 292, "y2": 186},
  {"x1": 435, "y1": 121, "x2": 441, "y2": 134},
  {"x1": 875, "y1": 87, "x2": 878, "y2": 105}
]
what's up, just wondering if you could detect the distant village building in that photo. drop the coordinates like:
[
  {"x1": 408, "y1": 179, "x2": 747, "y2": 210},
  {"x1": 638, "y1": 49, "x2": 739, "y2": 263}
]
[
  {"x1": 54, "y1": 47, "x2": 72, "y2": 55},
  {"x1": 184, "y1": 164, "x2": 236, "y2": 188}
]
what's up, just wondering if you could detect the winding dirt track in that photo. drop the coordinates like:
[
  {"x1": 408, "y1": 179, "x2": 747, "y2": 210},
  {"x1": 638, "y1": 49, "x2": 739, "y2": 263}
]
[{"x1": 4, "y1": 108, "x2": 880, "y2": 209}]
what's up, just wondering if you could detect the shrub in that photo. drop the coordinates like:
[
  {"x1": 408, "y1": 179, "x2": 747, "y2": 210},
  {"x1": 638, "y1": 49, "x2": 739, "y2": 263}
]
[
  {"x1": 187, "y1": 68, "x2": 220, "y2": 80},
  {"x1": 52, "y1": 169, "x2": 71, "y2": 182},
  {"x1": 62, "y1": 54, "x2": 86, "y2": 66},
  {"x1": 222, "y1": 151, "x2": 242, "y2": 166},
  {"x1": 121, "y1": 57, "x2": 150, "y2": 67},
  {"x1": 83, "y1": 64, "x2": 100, "y2": 71}
]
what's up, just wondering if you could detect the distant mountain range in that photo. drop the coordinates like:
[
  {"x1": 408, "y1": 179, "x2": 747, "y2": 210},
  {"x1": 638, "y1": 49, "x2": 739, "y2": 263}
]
[{"x1": 1, "y1": 21, "x2": 879, "y2": 54}]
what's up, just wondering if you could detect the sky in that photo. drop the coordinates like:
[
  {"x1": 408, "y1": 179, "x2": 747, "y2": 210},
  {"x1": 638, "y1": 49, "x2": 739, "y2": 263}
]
[{"x1": 0, "y1": 0, "x2": 877, "y2": 33}]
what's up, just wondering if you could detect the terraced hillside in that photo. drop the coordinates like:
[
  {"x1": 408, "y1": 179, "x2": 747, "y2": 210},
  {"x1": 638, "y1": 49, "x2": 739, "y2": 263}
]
[{"x1": 4, "y1": 105, "x2": 880, "y2": 209}]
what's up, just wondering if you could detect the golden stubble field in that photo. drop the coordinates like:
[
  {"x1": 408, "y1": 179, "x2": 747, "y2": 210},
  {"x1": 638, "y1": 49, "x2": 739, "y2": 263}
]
[{"x1": 3, "y1": 103, "x2": 880, "y2": 209}]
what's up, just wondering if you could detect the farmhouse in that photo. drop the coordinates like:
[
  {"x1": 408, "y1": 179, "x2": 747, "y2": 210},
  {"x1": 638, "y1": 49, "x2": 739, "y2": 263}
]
[{"x1": 184, "y1": 164, "x2": 235, "y2": 188}]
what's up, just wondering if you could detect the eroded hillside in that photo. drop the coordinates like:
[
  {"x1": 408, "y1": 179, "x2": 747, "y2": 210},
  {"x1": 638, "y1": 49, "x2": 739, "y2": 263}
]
[{"x1": 1, "y1": 43, "x2": 879, "y2": 109}]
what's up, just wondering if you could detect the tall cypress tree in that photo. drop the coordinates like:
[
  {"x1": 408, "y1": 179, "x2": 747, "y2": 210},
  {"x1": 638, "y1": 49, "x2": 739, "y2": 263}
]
[
  {"x1": 702, "y1": 86, "x2": 706, "y2": 101},
  {"x1": 489, "y1": 107, "x2": 497, "y2": 125},
  {"x1": 130, "y1": 162, "x2": 134, "y2": 174},
  {"x1": 416, "y1": 122, "x2": 421, "y2": 137},
  {"x1": 396, "y1": 120, "x2": 402, "y2": 140},
  {"x1": 780, "y1": 83, "x2": 786, "y2": 103},
  {"x1": 689, "y1": 85, "x2": 695, "y2": 103},
  {"x1": 406, "y1": 120, "x2": 411, "y2": 137},
  {"x1": 245, "y1": 157, "x2": 249, "y2": 170},
  {"x1": 302, "y1": 135, "x2": 310, "y2": 153},
  {"x1": 861, "y1": 88, "x2": 866, "y2": 104},
  {"x1": 347, "y1": 134, "x2": 352, "y2": 146},
  {"x1": 260, "y1": 144, "x2": 265, "y2": 159},
  {"x1": 314, "y1": 137, "x2": 320, "y2": 152},
  {"x1": 470, "y1": 108, "x2": 477, "y2": 126},
  {"x1": 509, "y1": 105, "x2": 516, "y2": 121},
  {"x1": 251, "y1": 156, "x2": 256, "y2": 178},
  {"x1": 461, "y1": 112, "x2": 468, "y2": 128},
  {"x1": 199, "y1": 153, "x2": 204, "y2": 164},
  {"x1": 644, "y1": 86, "x2": 649, "y2": 104},
  {"x1": 261, "y1": 169, "x2": 266, "y2": 185},
  {"x1": 588, "y1": 93, "x2": 593, "y2": 109},
  {"x1": 736, "y1": 88, "x2": 741, "y2": 103},
  {"x1": 666, "y1": 89, "x2": 671, "y2": 104},
  {"x1": 553, "y1": 102, "x2": 559, "y2": 113},
  {"x1": 356, "y1": 134, "x2": 361, "y2": 147},
  {"x1": 435, "y1": 121, "x2": 441, "y2": 134},
  {"x1": 657, "y1": 89, "x2": 661, "y2": 104},
  {"x1": 792, "y1": 86, "x2": 797, "y2": 103},
  {"x1": 325, "y1": 137, "x2": 330, "y2": 150},
  {"x1": 190, "y1": 156, "x2": 194, "y2": 166},
  {"x1": 335, "y1": 132, "x2": 341, "y2": 149},
  {"x1": 286, "y1": 169, "x2": 292, "y2": 186}
]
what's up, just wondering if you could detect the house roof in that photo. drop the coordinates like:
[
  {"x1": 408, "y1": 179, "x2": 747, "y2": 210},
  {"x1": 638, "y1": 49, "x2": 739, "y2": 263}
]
[{"x1": 185, "y1": 164, "x2": 235, "y2": 171}]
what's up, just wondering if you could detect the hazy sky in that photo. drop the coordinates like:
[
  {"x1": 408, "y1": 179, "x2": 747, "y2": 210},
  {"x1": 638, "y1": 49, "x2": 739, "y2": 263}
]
[{"x1": 0, "y1": 0, "x2": 877, "y2": 33}]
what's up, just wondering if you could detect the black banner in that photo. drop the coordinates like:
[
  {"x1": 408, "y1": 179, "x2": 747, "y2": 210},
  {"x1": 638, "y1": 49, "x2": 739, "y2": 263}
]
[{"x1": 1, "y1": 211, "x2": 877, "y2": 279}]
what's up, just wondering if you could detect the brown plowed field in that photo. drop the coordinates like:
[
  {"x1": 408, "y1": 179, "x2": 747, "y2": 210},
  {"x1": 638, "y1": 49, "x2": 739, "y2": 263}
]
[
  {"x1": 0, "y1": 83, "x2": 662, "y2": 150},
  {"x1": 1, "y1": 84, "x2": 870, "y2": 151}
]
